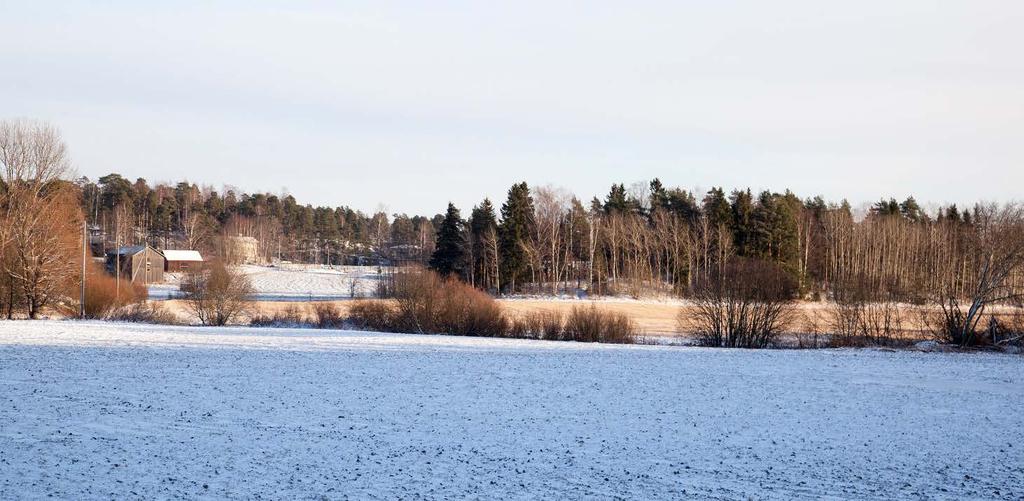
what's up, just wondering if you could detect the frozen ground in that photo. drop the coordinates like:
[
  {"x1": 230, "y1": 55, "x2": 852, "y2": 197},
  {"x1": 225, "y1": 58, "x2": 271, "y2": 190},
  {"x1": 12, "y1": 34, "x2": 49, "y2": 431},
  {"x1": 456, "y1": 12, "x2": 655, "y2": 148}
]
[
  {"x1": 149, "y1": 264, "x2": 384, "y2": 301},
  {"x1": 240, "y1": 264, "x2": 383, "y2": 300},
  {"x1": 1, "y1": 321, "x2": 1022, "y2": 499}
]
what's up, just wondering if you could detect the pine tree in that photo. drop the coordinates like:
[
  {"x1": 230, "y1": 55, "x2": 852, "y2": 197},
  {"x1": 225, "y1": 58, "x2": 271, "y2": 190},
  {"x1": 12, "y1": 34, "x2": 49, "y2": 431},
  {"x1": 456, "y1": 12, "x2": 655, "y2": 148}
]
[
  {"x1": 900, "y1": 196, "x2": 925, "y2": 223},
  {"x1": 428, "y1": 202, "x2": 466, "y2": 279},
  {"x1": 730, "y1": 189, "x2": 754, "y2": 256},
  {"x1": 649, "y1": 178, "x2": 669, "y2": 212},
  {"x1": 666, "y1": 187, "x2": 700, "y2": 222},
  {"x1": 750, "y1": 190, "x2": 777, "y2": 258},
  {"x1": 750, "y1": 191, "x2": 800, "y2": 274},
  {"x1": 702, "y1": 187, "x2": 732, "y2": 229},
  {"x1": 871, "y1": 198, "x2": 900, "y2": 218},
  {"x1": 603, "y1": 184, "x2": 630, "y2": 214},
  {"x1": 499, "y1": 182, "x2": 536, "y2": 293}
]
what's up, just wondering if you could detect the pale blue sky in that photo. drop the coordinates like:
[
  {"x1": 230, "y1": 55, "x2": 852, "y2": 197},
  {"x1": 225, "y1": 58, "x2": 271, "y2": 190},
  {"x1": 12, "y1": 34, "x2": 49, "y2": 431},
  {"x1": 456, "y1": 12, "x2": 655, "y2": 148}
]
[{"x1": 2, "y1": 1, "x2": 1021, "y2": 215}]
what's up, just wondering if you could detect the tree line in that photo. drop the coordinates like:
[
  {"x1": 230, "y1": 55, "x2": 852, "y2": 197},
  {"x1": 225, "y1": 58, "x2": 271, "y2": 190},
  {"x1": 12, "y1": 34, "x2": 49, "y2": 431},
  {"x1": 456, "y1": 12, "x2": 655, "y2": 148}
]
[
  {"x1": 3, "y1": 119, "x2": 1023, "y2": 332},
  {"x1": 78, "y1": 173, "x2": 441, "y2": 264},
  {"x1": 429, "y1": 180, "x2": 1024, "y2": 306}
]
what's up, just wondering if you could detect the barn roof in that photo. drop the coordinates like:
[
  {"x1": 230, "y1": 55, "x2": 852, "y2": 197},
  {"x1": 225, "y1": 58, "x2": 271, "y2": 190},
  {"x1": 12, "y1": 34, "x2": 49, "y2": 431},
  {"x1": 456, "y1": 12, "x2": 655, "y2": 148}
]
[{"x1": 161, "y1": 250, "x2": 203, "y2": 262}]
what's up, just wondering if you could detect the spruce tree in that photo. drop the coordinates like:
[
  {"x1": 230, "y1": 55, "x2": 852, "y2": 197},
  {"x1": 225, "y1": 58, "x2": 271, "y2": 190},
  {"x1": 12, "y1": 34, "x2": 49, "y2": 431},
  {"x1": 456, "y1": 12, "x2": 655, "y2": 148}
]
[
  {"x1": 498, "y1": 182, "x2": 536, "y2": 293},
  {"x1": 469, "y1": 199, "x2": 499, "y2": 290},
  {"x1": 429, "y1": 202, "x2": 467, "y2": 279}
]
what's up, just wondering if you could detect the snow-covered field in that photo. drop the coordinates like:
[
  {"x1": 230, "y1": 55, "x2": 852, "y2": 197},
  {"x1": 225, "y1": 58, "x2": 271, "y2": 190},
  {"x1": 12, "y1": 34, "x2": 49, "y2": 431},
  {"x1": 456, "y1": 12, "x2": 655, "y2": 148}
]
[
  {"x1": 1, "y1": 321, "x2": 1022, "y2": 499},
  {"x1": 150, "y1": 264, "x2": 385, "y2": 301},
  {"x1": 240, "y1": 264, "x2": 383, "y2": 300}
]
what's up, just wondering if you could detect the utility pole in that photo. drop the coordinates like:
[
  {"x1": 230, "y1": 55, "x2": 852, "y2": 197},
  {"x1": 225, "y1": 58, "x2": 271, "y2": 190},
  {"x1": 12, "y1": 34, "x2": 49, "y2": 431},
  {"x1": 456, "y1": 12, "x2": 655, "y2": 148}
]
[
  {"x1": 115, "y1": 231, "x2": 120, "y2": 303},
  {"x1": 80, "y1": 220, "x2": 87, "y2": 319}
]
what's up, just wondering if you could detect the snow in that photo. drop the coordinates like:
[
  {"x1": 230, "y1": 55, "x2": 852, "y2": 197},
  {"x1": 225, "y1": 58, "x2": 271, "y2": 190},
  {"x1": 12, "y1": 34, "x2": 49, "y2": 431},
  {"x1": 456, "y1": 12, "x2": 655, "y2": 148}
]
[
  {"x1": 148, "y1": 264, "x2": 385, "y2": 301},
  {"x1": 160, "y1": 250, "x2": 203, "y2": 262},
  {"x1": 240, "y1": 264, "x2": 383, "y2": 300},
  {"x1": 1, "y1": 321, "x2": 1022, "y2": 499},
  {"x1": 145, "y1": 281, "x2": 182, "y2": 300}
]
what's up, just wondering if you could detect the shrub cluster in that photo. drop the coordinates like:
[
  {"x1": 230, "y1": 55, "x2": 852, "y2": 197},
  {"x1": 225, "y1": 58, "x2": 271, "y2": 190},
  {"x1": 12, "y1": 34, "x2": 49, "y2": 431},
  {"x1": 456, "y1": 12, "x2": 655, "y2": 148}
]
[
  {"x1": 249, "y1": 303, "x2": 346, "y2": 329},
  {"x1": 988, "y1": 311, "x2": 1024, "y2": 348},
  {"x1": 311, "y1": 302, "x2": 345, "y2": 329},
  {"x1": 347, "y1": 269, "x2": 639, "y2": 343},
  {"x1": 685, "y1": 258, "x2": 796, "y2": 348},
  {"x1": 347, "y1": 300, "x2": 395, "y2": 331},
  {"x1": 106, "y1": 302, "x2": 179, "y2": 324},
  {"x1": 364, "y1": 269, "x2": 509, "y2": 336},
  {"x1": 81, "y1": 262, "x2": 149, "y2": 319},
  {"x1": 562, "y1": 305, "x2": 637, "y2": 343},
  {"x1": 250, "y1": 304, "x2": 307, "y2": 327},
  {"x1": 829, "y1": 300, "x2": 905, "y2": 347},
  {"x1": 509, "y1": 309, "x2": 564, "y2": 339}
]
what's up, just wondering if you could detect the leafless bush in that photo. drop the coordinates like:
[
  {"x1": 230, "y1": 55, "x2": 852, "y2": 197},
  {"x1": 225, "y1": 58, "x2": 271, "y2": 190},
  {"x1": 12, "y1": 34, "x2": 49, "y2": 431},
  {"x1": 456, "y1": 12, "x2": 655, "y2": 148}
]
[
  {"x1": 990, "y1": 310, "x2": 1024, "y2": 348},
  {"x1": 182, "y1": 261, "x2": 254, "y2": 326},
  {"x1": 509, "y1": 309, "x2": 564, "y2": 340},
  {"x1": 862, "y1": 302, "x2": 905, "y2": 344},
  {"x1": 80, "y1": 263, "x2": 147, "y2": 319},
  {"x1": 829, "y1": 301, "x2": 906, "y2": 347},
  {"x1": 247, "y1": 302, "x2": 347, "y2": 329},
  {"x1": 563, "y1": 304, "x2": 637, "y2": 344},
  {"x1": 943, "y1": 309, "x2": 1024, "y2": 349},
  {"x1": 689, "y1": 258, "x2": 796, "y2": 348},
  {"x1": 829, "y1": 301, "x2": 862, "y2": 346},
  {"x1": 507, "y1": 316, "x2": 533, "y2": 338},
  {"x1": 389, "y1": 269, "x2": 508, "y2": 337},
  {"x1": 347, "y1": 300, "x2": 395, "y2": 331},
  {"x1": 312, "y1": 302, "x2": 345, "y2": 329},
  {"x1": 249, "y1": 304, "x2": 306, "y2": 327},
  {"x1": 106, "y1": 302, "x2": 179, "y2": 324},
  {"x1": 535, "y1": 310, "x2": 565, "y2": 340},
  {"x1": 793, "y1": 309, "x2": 827, "y2": 349},
  {"x1": 350, "y1": 270, "x2": 638, "y2": 344}
]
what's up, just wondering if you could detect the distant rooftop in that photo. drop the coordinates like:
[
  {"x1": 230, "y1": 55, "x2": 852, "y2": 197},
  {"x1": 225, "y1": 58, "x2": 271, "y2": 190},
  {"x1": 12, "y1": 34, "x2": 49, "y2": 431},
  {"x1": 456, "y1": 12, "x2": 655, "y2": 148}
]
[
  {"x1": 110, "y1": 245, "x2": 147, "y2": 256},
  {"x1": 161, "y1": 250, "x2": 203, "y2": 262}
]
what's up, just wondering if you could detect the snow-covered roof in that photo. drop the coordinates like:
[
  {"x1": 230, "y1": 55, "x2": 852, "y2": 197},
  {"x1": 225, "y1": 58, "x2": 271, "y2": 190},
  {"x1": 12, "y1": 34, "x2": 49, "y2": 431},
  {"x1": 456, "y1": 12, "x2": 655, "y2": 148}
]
[{"x1": 161, "y1": 249, "x2": 203, "y2": 262}]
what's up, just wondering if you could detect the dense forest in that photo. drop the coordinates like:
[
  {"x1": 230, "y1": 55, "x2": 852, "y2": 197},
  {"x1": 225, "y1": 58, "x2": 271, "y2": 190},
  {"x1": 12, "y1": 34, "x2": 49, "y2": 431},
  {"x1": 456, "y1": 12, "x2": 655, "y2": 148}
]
[{"x1": 78, "y1": 174, "x2": 439, "y2": 265}]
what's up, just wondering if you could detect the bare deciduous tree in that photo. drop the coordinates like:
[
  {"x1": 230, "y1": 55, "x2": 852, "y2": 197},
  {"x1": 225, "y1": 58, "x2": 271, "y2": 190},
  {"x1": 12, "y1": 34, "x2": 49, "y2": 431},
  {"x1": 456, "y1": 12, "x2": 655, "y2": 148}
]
[
  {"x1": 932, "y1": 203, "x2": 1024, "y2": 346},
  {"x1": 182, "y1": 261, "x2": 254, "y2": 326},
  {"x1": 0, "y1": 120, "x2": 80, "y2": 318}
]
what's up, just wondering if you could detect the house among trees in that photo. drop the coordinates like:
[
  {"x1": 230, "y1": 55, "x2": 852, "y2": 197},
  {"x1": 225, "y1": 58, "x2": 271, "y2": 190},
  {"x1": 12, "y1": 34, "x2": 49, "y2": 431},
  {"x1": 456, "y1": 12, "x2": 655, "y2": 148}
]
[
  {"x1": 105, "y1": 245, "x2": 165, "y2": 284},
  {"x1": 160, "y1": 249, "x2": 204, "y2": 273}
]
